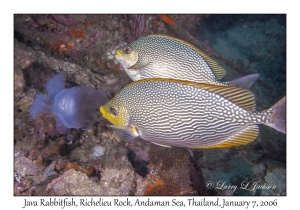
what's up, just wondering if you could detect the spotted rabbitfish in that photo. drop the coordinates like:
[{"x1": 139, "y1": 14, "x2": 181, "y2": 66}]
[
  {"x1": 115, "y1": 35, "x2": 259, "y2": 89},
  {"x1": 100, "y1": 78, "x2": 285, "y2": 149}
]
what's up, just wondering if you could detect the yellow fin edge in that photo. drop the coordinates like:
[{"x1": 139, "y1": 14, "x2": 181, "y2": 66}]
[
  {"x1": 195, "y1": 125, "x2": 259, "y2": 149},
  {"x1": 151, "y1": 34, "x2": 227, "y2": 80}
]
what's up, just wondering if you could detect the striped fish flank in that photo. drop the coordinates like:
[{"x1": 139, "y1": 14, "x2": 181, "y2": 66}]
[
  {"x1": 115, "y1": 35, "x2": 259, "y2": 89},
  {"x1": 100, "y1": 78, "x2": 286, "y2": 149}
]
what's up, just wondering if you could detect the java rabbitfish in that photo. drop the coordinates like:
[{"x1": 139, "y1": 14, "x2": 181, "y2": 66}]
[
  {"x1": 100, "y1": 79, "x2": 285, "y2": 149},
  {"x1": 116, "y1": 35, "x2": 259, "y2": 89}
]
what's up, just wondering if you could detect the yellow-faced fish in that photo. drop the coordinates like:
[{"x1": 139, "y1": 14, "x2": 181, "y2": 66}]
[
  {"x1": 115, "y1": 34, "x2": 259, "y2": 89},
  {"x1": 100, "y1": 79, "x2": 285, "y2": 149}
]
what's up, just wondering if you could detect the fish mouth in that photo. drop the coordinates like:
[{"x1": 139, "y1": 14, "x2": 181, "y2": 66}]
[
  {"x1": 115, "y1": 49, "x2": 123, "y2": 59},
  {"x1": 100, "y1": 106, "x2": 108, "y2": 119},
  {"x1": 115, "y1": 48, "x2": 137, "y2": 70}
]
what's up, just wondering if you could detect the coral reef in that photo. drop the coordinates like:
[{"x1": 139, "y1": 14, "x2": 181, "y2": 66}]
[
  {"x1": 124, "y1": 15, "x2": 147, "y2": 40},
  {"x1": 46, "y1": 169, "x2": 104, "y2": 195},
  {"x1": 145, "y1": 145, "x2": 214, "y2": 196}
]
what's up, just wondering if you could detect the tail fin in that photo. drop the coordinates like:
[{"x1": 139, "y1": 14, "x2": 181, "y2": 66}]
[
  {"x1": 265, "y1": 96, "x2": 286, "y2": 134},
  {"x1": 228, "y1": 73, "x2": 260, "y2": 89}
]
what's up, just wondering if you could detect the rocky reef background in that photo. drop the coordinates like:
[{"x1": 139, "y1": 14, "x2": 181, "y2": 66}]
[{"x1": 13, "y1": 14, "x2": 286, "y2": 196}]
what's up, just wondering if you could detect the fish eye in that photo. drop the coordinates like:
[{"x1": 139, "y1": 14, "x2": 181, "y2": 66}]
[
  {"x1": 123, "y1": 46, "x2": 132, "y2": 54},
  {"x1": 110, "y1": 107, "x2": 118, "y2": 116}
]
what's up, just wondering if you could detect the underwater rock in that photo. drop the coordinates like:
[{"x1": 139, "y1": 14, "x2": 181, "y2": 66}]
[
  {"x1": 46, "y1": 169, "x2": 104, "y2": 195},
  {"x1": 69, "y1": 145, "x2": 106, "y2": 163},
  {"x1": 147, "y1": 145, "x2": 199, "y2": 195},
  {"x1": 42, "y1": 161, "x2": 57, "y2": 177},
  {"x1": 14, "y1": 69, "x2": 26, "y2": 95},
  {"x1": 135, "y1": 173, "x2": 154, "y2": 196},
  {"x1": 99, "y1": 147, "x2": 136, "y2": 195},
  {"x1": 14, "y1": 41, "x2": 33, "y2": 70},
  {"x1": 196, "y1": 149, "x2": 232, "y2": 169},
  {"x1": 14, "y1": 40, "x2": 33, "y2": 97},
  {"x1": 15, "y1": 156, "x2": 44, "y2": 176}
]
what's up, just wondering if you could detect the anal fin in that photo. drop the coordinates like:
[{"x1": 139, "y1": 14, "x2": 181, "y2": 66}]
[
  {"x1": 108, "y1": 125, "x2": 139, "y2": 142},
  {"x1": 196, "y1": 125, "x2": 259, "y2": 149},
  {"x1": 151, "y1": 142, "x2": 172, "y2": 148}
]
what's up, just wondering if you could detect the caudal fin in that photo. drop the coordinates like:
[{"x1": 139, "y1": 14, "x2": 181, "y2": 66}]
[
  {"x1": 265, "y1": 96, "x2": 286, "y2": 134},
  {"x1": 228, "y1": 73, "x2": 260, "y2": 89}
]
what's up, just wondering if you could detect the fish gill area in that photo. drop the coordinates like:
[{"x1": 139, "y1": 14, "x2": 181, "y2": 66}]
[{"x1": 14, "y1": 14, "x2": 286, "y2": 196}]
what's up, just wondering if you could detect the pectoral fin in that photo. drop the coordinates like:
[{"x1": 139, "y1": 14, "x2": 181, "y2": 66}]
[
  {"x1": 196, "y1": 125, "x2": 259, "y2": 149},
  {"x1": 129, "y1": 61, "x2": 151, "y2": 70},
  {"x1": 108, "y1": 125, "x2": 139, "y2": 142}
]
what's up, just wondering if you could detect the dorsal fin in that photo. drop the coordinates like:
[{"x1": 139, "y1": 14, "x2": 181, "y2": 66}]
[
  {"x1": 198, "y1": 84, "x2": 256, "y2": 112},
  {"x1": 136, "y1": 78, "x2": 256, "y2": 112},
  {"x1": 195, "y1": 125, "x2": 259, "y2": 149},
  {"x1": 151, "y1": 34, "x2": 227, "y2": 80}
]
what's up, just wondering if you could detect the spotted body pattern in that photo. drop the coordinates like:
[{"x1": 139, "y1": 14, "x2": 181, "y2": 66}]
[
  {"x1": 116, "y1": 35, "x2": 227, "y2": 85},
  {"x1": 100, "y1": 79, "x2": 286, "y2": 149}
]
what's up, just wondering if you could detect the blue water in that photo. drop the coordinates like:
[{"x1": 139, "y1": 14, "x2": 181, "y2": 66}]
[{"x1": 195, "y1": 14, "x2": 286, "y2": 196}]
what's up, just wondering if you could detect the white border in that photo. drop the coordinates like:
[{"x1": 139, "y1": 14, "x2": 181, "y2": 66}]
[{"x1": 3, "y1": 1, "x2": 296, "y2": 209}]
